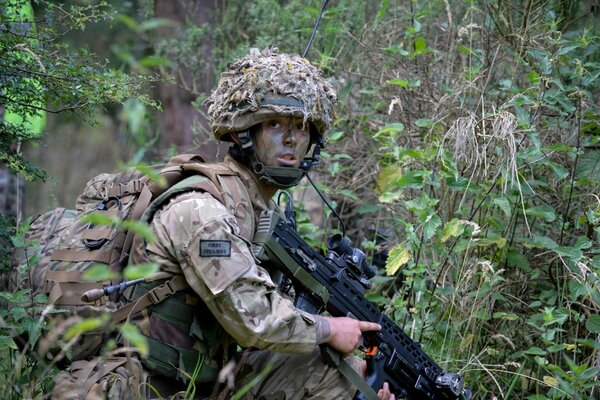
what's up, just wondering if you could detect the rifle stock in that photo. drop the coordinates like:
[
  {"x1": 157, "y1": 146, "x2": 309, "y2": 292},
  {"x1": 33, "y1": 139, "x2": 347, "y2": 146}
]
[{"x1": 253, "y1": 210, "x2": 471, "y2": 400}]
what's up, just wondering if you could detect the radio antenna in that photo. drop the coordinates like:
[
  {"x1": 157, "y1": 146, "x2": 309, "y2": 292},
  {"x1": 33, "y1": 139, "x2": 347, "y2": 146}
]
[{"x1": 302, "y1": 0, "x2": 330, "y2": 58}]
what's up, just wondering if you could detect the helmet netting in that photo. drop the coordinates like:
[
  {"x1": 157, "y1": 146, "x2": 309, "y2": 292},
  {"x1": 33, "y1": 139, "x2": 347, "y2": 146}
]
[{"x1": 205, "y1": 48, "x2": 337, "y2": 139}]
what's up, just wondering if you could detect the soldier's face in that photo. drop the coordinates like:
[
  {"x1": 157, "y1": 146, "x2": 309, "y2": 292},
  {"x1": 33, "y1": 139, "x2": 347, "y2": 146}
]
[{"x1": 253, "y1": 117, "x2": 311, "y2": 168}]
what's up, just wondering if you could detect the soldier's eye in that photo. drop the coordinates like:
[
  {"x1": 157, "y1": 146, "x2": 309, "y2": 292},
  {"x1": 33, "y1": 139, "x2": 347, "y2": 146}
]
[
  {"x1": 295, "y1": 122, "x2": 307, "y2": 132},
  {"x1": 267, "y1": 120, "x2": 280, "y2": 129}
]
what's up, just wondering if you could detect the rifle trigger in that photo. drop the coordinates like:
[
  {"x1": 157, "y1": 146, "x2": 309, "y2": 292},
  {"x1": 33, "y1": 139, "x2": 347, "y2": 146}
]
[{"x1": 366, "y1": 346, "x2": 378, "y2": 356}]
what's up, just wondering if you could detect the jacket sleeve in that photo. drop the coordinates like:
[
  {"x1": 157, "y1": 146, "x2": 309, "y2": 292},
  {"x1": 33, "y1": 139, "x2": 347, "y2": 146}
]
[{"x1": 146, "y1": 191, "x2": 318, "y2": 354}]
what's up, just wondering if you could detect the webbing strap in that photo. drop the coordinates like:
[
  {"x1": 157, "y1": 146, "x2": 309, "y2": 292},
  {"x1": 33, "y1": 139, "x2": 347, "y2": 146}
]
[
  {"x1": 81, "y1": 228, "x2": 114, "y2": 241},
  {"x1": 320, "y1": 346, "x2": 380, "y2": 400},
  {"x1": 51, "y1": 248, "x2": 116, "y2": 264},
  {"x1": 108, "y1": 179, "x2": 145, "y2": 198},
  {"x1": 46, "y1": 270, "x2": 89, "y2": 282},
  {"x1": 112, "y1": 275, "x2": 188, "y2": 324},
  {"x1": 118, "y1": 185, "x2": 154, "y2": 266}
]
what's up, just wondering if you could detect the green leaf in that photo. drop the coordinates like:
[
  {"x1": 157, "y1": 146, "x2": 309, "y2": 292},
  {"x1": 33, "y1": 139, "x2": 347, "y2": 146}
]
[
  {"x1": 375, "y1": 123, "x2": 405, "y2": 136},
  {"x1": 414, "y1": 37, "x2": 427, "y2": 53},
  {"x1": 136, "y1": 163, "x2": 166, "y2": 188},
  {"x1": 123, "y1": 263, "x2": 159, "y2": 280},
  {"x1": 445, "y1": 174, "x2": 470, "y2": 191},
  {"x1": 586, "y1": 314, "x2": 600, "y2": 333},
  {"x1": 415, "y1": 118, "x2": 431, "y2": 128},
  {"x1": 525, "y1": 205, "x2": 556, "y2": 222},
  {"x1": 82, "y1": 264, "x2": 116, "y2": 281},
  {"x1": 523, "y1": 346, "x2": 547, "y2": 356},
  {"x1": 139, "y1": 55, "x2": 173, "y2": 68},
  {"x1": 81, "y1": 212, "x2": 116, "y2": 227},
  {"x1": 506, "y1": 248, "x2": 529, "y2": 268},
  {"x1": 357, "y1": 204, "x2": 381, "y2": 214},
  {"x1": 493, "y1": 312, "x2": 519, "y2": 321},
  {"x1": 65, "y1": 315, "x2": 109, "y2": 340},
  {"x1": 493, "y1": 197, "x2": 512, "y2": 217},
  {"x1": 328, "y1": 131, "x2": 345, "y2": 142},
  {"x1": 120, "y1": 323, "x2": 148, "y2": 357},
  {"x1": 11, "y1": 307, "x2": 26, "y2": 322},
  {"x1": 385, "y1": 243, "x2": 411, "y2": 276},
  {"x1": 546, "y1": 161, "x2": 569, "y2": 180},
  {"x1": 0, "y1": 336, "x2": 18, "y2": 350},
  {"x1": 554, "y1": 246, "x2": 583, "y2": 261},
  {"x1": 525, "y1": 235, "x2": 558, "y2": 250},
  {"x1": 395, "y1": 170, "x2": 426, "y2": 189},
  {"x1": 24, "y1": 317, "x2": 44, "y2": 348},
  {"x1": 387, "y1": 79, "x2": 409, "y2": 88},
  {"x1": 423, "y1": 213, "x2": 442, "y2": 241},
  {"x1": 120, "y1": 219, "x2": 157, "y2": 244},
  {"x1": 338, "y1": 189, "x2": 359, "y2": 201},
  {"x1": 139, "y1": 18, "x2": 177, "y2": 31},
  {"x1": 574, "y1": 236, "x2": 592, "y2": 250}
]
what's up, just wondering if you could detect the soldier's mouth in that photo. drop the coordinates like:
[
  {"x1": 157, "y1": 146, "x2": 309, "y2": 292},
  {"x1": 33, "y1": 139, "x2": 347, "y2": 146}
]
[{"x1": 277, "y1": 153, "x2": 297, "y2": 167}]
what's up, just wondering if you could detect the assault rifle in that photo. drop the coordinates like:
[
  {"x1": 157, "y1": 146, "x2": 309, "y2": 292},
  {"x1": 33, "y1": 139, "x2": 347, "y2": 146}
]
[{"x1": 253, "y1": 210, "x2": 471, "y2": 400}]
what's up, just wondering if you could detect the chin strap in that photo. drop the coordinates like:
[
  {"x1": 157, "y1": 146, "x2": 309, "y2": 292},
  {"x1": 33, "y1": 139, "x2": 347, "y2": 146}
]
[{"x1": 237, "y1": 130, "x2": 323, "y2": 188}]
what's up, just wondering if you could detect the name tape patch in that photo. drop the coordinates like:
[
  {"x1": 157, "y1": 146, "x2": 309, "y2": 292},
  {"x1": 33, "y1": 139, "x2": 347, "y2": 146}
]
[{"x1": 200, "y1": 240, "x2": 232, "y2": 257}]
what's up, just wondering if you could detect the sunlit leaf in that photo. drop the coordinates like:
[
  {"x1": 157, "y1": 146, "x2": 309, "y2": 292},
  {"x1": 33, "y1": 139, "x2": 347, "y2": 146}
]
[
  {"x1": 375, "y1": 164, "x2": 403, "y2": 194},
  {"x1": 123, "y1": 263, "x2": 159, "y2": 280},
  {"x1": 65, "y1": 315, "x2": 109, "y2": 340},
  {"x1": 120, "y1": 323, "x2": 148, "y2": 357},
  {"x1": 82, "y1": 264, "x2": 116, "y2": 281},
  {"x1": 387, "y1": 79, "x2": 409, "y2": 88},
  {"x1": 120, "y1": 220, "x2": 157, "y2": 244},
  {"x1": 414, "y1": 37, "x2": 427, "y2": 53},
  {"x1": 441, "y1": 218, "x2": 466, "y2": 242},
  {"x1": 385, "y1": 243, "x2": 411, "y2": 276},
  {"x1": 136, "y1": 163, "x2": 166, "y2": 188},
  {"x1": 543, "y1": 376, "x2": 558, "y2": 387},
  {"x1": 80, "y1": 212, "x2": 115, "y2": 227},
  {"x1": 375, "y1": 123, "x2": 405, "y2": 136}
]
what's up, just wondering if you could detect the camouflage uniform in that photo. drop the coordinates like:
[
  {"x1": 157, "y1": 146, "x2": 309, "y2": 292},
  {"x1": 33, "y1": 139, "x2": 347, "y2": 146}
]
[
  {"x1": 52, "y1": 48, "x2": 358, "y2": 399},
  {"x1": 144, "y1": 154, "x2": 357, "y2": 399}
]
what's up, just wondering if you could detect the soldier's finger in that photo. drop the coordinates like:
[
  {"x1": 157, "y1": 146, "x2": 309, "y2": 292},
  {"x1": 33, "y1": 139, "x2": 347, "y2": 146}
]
[{"x1": 358, "y1": 321, "x2": 381, "y2": 332}]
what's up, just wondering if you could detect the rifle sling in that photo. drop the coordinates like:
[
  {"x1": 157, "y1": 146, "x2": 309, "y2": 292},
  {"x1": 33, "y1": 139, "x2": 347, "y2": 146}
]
[{"x1": 320, "y1": 345, "x2": 380, "y2": 400}]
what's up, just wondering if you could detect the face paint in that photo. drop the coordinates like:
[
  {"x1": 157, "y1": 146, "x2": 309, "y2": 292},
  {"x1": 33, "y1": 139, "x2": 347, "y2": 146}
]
[{"x1": 253, "y1": 117, "x2": 311, "y2": 169}]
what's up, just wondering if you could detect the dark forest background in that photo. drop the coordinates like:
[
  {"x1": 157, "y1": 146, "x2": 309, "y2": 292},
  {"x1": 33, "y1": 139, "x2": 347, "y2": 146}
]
[{"x1": 1, "y1": 0, "x2": 599, "y2": 398}]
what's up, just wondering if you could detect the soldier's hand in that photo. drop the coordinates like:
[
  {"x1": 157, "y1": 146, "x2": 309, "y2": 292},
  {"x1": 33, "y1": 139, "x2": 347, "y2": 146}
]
[
  {"x1": 317, "y1": 316, "x2": 381, "y2": 356},
  {"x1": 377, "y1": 382, "x2": 396, "y2": 400},
  {"x1": 358, "y1": 362, "x2": 396, "y2": 400}
]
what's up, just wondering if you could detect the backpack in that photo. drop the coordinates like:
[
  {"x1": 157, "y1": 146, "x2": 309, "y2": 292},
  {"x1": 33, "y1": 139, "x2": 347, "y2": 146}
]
[{"x1": 9, "y1": 153, "x2": 245, "y2": 363}]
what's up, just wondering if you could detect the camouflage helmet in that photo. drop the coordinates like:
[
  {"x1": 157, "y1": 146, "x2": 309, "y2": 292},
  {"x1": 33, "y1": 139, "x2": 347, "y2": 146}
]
[{"x1": 205, "y1": 48, "x2": 337, "y2": 142}]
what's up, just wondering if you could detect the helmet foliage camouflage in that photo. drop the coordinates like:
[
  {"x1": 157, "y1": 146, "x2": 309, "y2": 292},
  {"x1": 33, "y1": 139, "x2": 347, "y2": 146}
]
[{"x1": 205, "y1": 48, "x2": 337, "y2": 142}]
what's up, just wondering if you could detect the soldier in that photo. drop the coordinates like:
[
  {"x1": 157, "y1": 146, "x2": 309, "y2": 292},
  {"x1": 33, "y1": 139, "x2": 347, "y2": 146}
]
[{"x1": 52, "y1": 48, "x2": 394, "y2": 400}]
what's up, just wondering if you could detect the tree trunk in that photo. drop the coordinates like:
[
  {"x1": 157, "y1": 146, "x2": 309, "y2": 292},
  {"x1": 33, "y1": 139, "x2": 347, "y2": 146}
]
[{"x1": 154, "y1": 0, "x2": 228, "y2": 161}]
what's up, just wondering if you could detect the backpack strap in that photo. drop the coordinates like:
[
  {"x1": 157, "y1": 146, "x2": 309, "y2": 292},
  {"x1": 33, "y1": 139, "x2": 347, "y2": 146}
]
[
  {"x1": 119, "y1": 156, "x2": 241, "y2": 268},
  {"x1": 117, "y1": 185, "x2": 154, "y2": 266},
  {"x1": 112, "y1": 275, "x2": 188, "y2": 324}
]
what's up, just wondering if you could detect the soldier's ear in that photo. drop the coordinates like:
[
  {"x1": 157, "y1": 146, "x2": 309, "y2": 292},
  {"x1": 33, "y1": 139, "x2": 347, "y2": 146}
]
[{"x1": 230, "y1": 132, "x2": 241, "y2": 145}]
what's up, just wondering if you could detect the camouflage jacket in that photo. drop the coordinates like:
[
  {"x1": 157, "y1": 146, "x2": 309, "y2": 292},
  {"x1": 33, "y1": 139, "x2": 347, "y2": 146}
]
[{"x1": 142, "y1": 154, "x2": 317, "y2": 354}]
